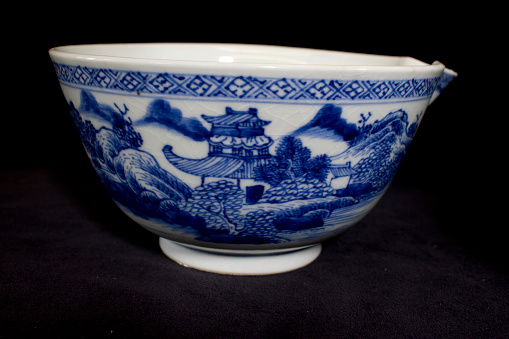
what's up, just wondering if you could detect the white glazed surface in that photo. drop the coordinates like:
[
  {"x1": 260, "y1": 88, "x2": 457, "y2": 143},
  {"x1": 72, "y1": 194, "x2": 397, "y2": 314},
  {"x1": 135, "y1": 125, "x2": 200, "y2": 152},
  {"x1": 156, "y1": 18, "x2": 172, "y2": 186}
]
[
  {"x1": 50, "y1": 43, "x2": 430, "y2": 67},
  {"x1": 159, "y1": 238, "x2": 322, "y2": 275},
  {"x1": 49, "y1": 43, "x2": 445, "y2": 82},
  {"x1": 49, "y1": 44, "x2": 453, "y2": 273}
]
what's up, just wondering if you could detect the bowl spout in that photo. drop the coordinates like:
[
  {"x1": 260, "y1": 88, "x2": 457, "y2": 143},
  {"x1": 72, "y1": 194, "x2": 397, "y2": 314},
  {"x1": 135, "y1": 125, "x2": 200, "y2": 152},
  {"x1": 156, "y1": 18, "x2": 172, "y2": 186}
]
[{"x1": 429, "y1": 62, "x2": 457, "y2": 104}]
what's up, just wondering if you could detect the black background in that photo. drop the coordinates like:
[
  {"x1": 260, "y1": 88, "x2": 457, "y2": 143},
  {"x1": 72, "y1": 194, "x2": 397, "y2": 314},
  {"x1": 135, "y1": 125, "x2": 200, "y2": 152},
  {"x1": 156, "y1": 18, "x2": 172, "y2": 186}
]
[{"x1": 2, "y1": 4, "x2": 507, "y2": 338}]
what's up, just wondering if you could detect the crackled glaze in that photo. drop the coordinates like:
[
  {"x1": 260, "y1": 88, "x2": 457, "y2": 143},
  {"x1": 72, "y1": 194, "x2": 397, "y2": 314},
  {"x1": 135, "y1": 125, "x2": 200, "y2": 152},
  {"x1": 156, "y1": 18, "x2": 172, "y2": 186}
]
[{"x1": 50, "y1": 43, "x2": 455, "y2": 274}]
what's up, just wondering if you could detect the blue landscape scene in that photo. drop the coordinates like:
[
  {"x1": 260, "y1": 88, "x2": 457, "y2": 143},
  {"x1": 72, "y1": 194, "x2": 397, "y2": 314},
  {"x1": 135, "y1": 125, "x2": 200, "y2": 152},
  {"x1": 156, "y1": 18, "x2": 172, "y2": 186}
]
[{"x1": 69, "y1": 90, "x2": 419, "y2": 245}]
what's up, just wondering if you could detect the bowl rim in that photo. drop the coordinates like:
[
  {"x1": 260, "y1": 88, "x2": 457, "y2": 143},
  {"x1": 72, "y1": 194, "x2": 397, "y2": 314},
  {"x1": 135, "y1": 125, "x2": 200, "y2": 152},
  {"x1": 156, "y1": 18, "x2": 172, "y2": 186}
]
[{"x1": 49, "y1": 43, "x2": 445, "y2": 76}]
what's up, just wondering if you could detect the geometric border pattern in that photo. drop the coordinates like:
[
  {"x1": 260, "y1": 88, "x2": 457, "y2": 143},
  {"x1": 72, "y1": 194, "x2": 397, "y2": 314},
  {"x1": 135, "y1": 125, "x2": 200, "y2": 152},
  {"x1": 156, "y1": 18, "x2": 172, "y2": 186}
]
[{"x1": 53, "y1": 62, "x2": 440, "y2": 102}]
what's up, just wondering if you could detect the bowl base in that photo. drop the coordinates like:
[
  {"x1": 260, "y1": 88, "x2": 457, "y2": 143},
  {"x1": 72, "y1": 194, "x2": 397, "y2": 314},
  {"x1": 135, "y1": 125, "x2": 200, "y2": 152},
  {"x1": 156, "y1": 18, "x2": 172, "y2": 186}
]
[{"x1": 159, "y1": 238, "x2": 322, "y2": 275}]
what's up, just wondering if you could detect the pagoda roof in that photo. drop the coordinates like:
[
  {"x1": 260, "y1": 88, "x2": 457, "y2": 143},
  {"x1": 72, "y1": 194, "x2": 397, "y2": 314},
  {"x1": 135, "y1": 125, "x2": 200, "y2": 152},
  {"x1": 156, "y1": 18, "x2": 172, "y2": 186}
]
[
  {"x1": 209, "y1": 135, "x2": 273, "y2": 149},
  {"x1": 202, "y1": 107, "x2": 270, "y2": 127},
  {"x1": 162, "y1": 145, "x2": 244, "y2": 178},
  {"x1": 162, "y1": 145, "x2": 272, "y2": 179},
  {"x1": 329, "y1": 163, "x2": 357, "y2": 177}
]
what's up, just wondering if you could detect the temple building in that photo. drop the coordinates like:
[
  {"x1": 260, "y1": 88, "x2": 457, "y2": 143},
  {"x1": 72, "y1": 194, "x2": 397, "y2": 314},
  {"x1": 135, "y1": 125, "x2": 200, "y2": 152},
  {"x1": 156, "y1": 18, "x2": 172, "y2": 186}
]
[
  {"x1": 162, "y1": 107, "x2": 273, "y2": 186},
  {"x1": 329, "y1": 162, "x2": 356, "y2": 189}
]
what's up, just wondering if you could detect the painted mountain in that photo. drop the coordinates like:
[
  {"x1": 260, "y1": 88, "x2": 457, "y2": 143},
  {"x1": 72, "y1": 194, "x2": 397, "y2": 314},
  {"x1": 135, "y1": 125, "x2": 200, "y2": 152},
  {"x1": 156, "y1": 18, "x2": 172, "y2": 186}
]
[
  {"x1": 68, "y1": 92, "x2": 200, "y2": 228},
  {"x1": 331, "y1": 109, "x2": 412, "y2": 160},
  {"x1": 330, "y1": 108, "x2": 416, "y2": 195},
  {"x1": 290, "y1": 104, "x2": 418, "y2": 197},
  {"x1": 67, "y1": 94, "x2": 420, "y2": 245},
  {"x1": 291, "y1": 104, "x2": 360, "y2": 143}
]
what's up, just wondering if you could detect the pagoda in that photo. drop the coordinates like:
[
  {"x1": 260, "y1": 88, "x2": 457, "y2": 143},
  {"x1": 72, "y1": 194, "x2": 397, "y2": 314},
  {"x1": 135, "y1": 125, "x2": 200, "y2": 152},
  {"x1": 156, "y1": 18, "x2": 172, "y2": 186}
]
[{"x1": 162, "y1": 107, "x2": 273, "y2": 185}]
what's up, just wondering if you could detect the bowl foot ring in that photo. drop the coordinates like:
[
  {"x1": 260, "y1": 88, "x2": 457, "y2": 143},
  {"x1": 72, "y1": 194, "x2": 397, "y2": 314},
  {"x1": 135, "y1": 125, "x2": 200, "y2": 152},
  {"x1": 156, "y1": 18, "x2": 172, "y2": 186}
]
[{"x1": 159, "y1": 238, "x2": 322, "y2": 275}]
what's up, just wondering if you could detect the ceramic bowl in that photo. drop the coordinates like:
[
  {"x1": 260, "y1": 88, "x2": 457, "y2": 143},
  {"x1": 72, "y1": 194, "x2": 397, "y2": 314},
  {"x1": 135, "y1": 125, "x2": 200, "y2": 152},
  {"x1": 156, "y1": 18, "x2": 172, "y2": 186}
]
[{"x1": 49, "y1": 43, "x2": 456, "y2": 275}]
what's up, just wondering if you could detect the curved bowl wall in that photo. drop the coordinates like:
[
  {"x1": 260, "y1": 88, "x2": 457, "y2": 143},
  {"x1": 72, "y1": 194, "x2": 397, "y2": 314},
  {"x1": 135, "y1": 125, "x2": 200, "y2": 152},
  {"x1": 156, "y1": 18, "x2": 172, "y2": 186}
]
[{"x1": 49, "y1": 44, "x2": 445, "y2": 251}]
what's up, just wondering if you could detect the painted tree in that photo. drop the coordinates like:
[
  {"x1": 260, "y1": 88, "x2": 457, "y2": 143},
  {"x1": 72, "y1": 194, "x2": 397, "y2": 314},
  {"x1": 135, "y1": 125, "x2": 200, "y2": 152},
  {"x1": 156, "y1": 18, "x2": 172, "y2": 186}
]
[
  {"x1": 69, "y1": 102, "x2": 98, "y2": 157},
  {"x1": 255, "y1": 137, "x2": 333, "y2": 203},
  {"x1": 112, "y1": 103, "x2": 143, "y2": 149},
  {"x1": 255, "y1": 136, "x2": 330, "y2": 186},
  {"x1": 183, "y1": 180, "x2": 245, "y2": 234}
]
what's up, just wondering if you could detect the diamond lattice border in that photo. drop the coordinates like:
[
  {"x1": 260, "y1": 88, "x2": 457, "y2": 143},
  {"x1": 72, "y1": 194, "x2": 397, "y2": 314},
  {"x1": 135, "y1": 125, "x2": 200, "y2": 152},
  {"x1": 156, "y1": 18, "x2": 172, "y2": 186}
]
[{"x1": 53, "y1": 62, "x2": 439, "y2": 102}]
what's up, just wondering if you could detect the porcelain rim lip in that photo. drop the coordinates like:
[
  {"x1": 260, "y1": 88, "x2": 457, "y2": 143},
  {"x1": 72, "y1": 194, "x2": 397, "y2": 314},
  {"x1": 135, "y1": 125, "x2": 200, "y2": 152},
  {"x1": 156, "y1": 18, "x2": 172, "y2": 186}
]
[{"x1": 49, "y1": 43, "x2": 445, "y2": 75}]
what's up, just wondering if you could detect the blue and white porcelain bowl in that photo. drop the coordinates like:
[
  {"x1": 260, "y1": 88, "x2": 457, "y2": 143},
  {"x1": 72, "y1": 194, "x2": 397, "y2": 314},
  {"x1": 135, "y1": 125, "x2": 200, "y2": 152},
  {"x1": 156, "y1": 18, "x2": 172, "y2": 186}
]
[{"x1": 49, "y1": 43, "x2": 456, "y2": 275}]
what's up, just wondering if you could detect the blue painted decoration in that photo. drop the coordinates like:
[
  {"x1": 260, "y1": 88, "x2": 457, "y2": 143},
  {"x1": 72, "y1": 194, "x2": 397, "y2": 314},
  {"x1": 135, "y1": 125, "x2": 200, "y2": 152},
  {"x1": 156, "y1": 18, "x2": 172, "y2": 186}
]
[
  {"x1": 162, "y1": 107, "x2": 273, "y2": 182},
  {"x1": 136, "y1": 99, "x2": 210, "y2": 141},
  {"x1": 69, "y1": 90, "x2": 418, "y2": 245},
  {"x1": 53, "y1": 62, "x2": 440, "y2": 103}
]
